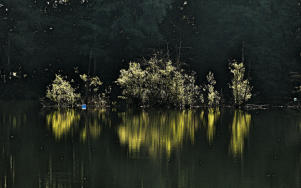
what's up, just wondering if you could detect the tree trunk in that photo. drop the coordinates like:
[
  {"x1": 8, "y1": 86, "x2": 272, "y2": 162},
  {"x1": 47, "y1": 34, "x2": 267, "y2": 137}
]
[
  {"x1": 7, "y1": 35, "x2": 11, "y2": 70},
  {"x1": 93, "y1": 55, "x2": 96, "y2": 75}
]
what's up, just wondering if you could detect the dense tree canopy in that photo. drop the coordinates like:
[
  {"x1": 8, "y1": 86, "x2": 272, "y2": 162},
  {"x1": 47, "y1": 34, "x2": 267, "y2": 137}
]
[
  {"x1": 162, "y1": 0, "x2": 301, "y2": 102},
  {"x1": 0, "y1": 0, "x2": 300, "y2": 103}
]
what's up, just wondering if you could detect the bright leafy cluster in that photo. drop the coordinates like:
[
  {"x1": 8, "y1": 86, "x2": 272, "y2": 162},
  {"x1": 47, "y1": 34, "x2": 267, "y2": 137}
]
[
  {"x1": 229, "y1": 61, "x2": 252, "y2": 106},
  {"x1": 205, "y1": 71, "x2": 221, "y2": 106},
  {"x1": 45, "y1": 58, "x2": 253, "y2": 108},
  {"x1": 116, "y1": 57, "x2": 202, "y2": 107},
  {"x1": 46, "y1": 73, "x2": 109, "y2": 108},
  {"x1": 46, "y1": 74, "x2": 80, "y2": 107}
]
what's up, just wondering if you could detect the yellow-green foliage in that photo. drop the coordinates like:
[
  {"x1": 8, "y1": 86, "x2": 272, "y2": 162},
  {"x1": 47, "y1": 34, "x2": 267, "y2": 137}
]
[
  {"x1": 79, "y1": 73, "x2": 110, "y2": 107},
  {"x1": 46, "y1": 109, "x2": 80, "y2": 140},
  {"x1": 229, "y1": 110, "x2": 251, "y2": 157},
  {"x1": 46, "y1": 109, "x2": 105, "y2": 142},
  {"x1": 206, "y1": 108, "x2": 220, "y2": 143},
  {"x1": 229, "y1": 61, "x2": 252, "y2": 106},
  {"x1": 116, "y1": 57, "x2": 201, "y2": 107},
  {"x1": 205, "y1": 71, "x2": 220, "y2": 106},
  {"x1": 117, "y1": 110, "x2": 199, "y2": 157},
  {"x1": 80, "y1": 74, "x2": 103, "y2": 92},
  {"x1": 46, "y1": 74, "x2": 80, "y2": 106}
]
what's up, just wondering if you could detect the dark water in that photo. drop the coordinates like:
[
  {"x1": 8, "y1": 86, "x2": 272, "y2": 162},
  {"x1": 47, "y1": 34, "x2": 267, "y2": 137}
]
[{"x1": 0, "y1": 101, "x2": 300, "y2": 188}]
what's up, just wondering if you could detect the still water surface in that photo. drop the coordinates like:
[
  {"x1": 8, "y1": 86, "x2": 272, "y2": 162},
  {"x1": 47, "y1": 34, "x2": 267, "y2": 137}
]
[{"x1": 0, "y1": 101, "x2": 300, "y2": 188}]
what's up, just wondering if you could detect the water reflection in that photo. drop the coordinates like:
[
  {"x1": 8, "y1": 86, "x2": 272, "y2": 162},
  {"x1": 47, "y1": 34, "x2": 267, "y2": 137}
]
[
  {"x1": 37, "y1": 153, "x2": 88, "y2": 188},
  {"x1": 80, "y1": 116, "x2": 102, "y2": 142},
  {"x1": 46, "y1": 110, "x2": 81, "y2": 140},
  {"x1": 0, "y1": 154, "x2": 15, "y2": 188},
  {"x1": 0, "y1": 105, "x2": 27, "y2": 187},
  {"x1": 229, "y1": 110, "x2": 251, "y2": 157},
  {"x1": 46, "y1": 109, "x2": 107, "y2": 142},
  {"x1": 0, "y1": 113, "x2": 27, "y2": 129},
  {"x1": 117, "y1": 110, "x2": 200, "y2": 157},
  {"x1": 201, "y1": 108, "x2": 220, "y2": 144},
  {"x1": 0, "y1": 102, "x2": 300, "y2": 188}
]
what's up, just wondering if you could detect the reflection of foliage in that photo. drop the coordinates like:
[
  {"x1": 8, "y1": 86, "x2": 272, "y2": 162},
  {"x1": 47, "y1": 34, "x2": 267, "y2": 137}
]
[
  {"x1": 116, "y1": 57, "x2": 202, "y2": 107},
  {"x1": 229, "y1": 110, "x2": 251, "y2": 157},
  {"x1": 205, "y1": 72, "x2": 221, "y2": 106},
  {"x1": 229, "y1": 61, "x2": 252, "y2": 106},
  {"x1": 80, "y1": 121, "x2": 102, "y2": 142},
  {"x1": 117, "y1": 110, "x2": 200, "y2": 157},
  {"x1": 203, "y1": 108, "x2": 220, "y2": 143},
  {"x1": 80, "y1": 110, "x2": 109, "y2": 142},
  {"x1": 46, "y1": 74, "x2": 80, "y2": 107},
  {"x1": 46, "y1": 109, "x2": 81, "y2": 140},
  {"x1": 0, "y1": 113, "x2": 27, "y2": 128},
  {"x1": 46, "y1": 109, "x2": 106, "y2": 141}
]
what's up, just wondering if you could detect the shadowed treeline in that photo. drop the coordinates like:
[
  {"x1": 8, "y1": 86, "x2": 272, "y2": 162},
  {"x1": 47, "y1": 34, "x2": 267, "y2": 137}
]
[{"x1": 0, "y1": 0, "x2": 300, "y2": 102}]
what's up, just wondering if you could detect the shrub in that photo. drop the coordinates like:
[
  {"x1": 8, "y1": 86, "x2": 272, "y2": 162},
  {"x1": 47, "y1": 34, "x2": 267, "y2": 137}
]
[
  {"x1": 229, "y1": 61, "x2": 252, "y2": 106},
  {"x1": 46, "y1": 74, "x2": 80, "y2": 107},
  {"x1": 116, "y1": 57, "x2": 202, "y2": 107},
  {"x1": 79, "y1": 73, "x2": 110, "y2": 108},
  {"x1": 205, "y1": 71, "x2": 220, "y2": 106}
]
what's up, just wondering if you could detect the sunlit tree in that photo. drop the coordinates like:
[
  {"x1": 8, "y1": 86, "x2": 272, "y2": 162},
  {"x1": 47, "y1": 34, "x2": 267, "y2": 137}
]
[
  {"x1": 46, "y1": 74, "x2": 80, "y2": 107},
  {"x1": 79, "y1": 73, "x2": 109, "y2": 107},
  {"x1": 205, "y1": 71, "x2": 220, "y2": 106},
  {"x1": 116, "y1": 56, "x2": 202, "y2": 108},
  {"x1": 229, "y1": 61, "x2": 252, "y2": 106}
]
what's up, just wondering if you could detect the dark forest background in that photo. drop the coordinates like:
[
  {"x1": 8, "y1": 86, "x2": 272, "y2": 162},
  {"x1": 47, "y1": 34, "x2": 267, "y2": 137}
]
[{"x1": 0, "y1": 0, "x2": 301, "y2": 104}]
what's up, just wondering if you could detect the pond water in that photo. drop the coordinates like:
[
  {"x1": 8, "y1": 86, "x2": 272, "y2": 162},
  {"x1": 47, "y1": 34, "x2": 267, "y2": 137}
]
[{"x1": 0, "y1": 101, "x2": 300, "y2": 188}]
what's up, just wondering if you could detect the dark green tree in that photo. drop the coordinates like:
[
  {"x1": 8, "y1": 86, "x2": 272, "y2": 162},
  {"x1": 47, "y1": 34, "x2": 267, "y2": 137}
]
[{"x1": 0, "y1": 0, "x2": 42, "y2": 72}]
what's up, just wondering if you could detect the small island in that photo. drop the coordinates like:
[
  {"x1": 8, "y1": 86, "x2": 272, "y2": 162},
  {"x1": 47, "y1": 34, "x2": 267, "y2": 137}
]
[{"x1": 0, "y1": 0, "x2": 300, "y2": 187}]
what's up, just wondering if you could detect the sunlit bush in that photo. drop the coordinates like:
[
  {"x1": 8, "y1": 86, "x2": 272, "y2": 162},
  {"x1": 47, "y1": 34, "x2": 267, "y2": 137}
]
[
  {"x1": 229, "y1": 61, "x2": 252, "y2": 106},
  {"x1": 116, "y1": 57, "x2": 202, "y2": 107},
  {"x1": 79, "y1": 73, "x2": 110, "y2": 108},
  {"x1": 44, "y1": 71, "x2": 110, "y2": 108},
  {"x1": 46, "y1": 74, "x2": 80, "y2": 107},
  {"x1": 205, "y1": 71, "x2": 220, "y2": 106}
]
